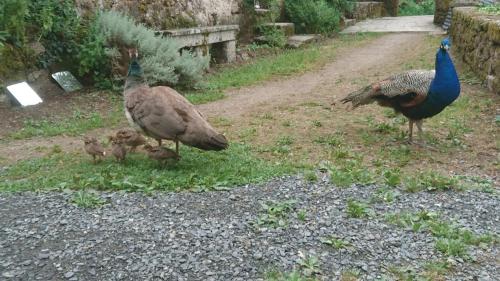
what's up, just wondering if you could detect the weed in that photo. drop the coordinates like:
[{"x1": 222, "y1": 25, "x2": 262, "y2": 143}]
[
  {"x1": 435, "y1": 238, "x2": 467, "y2": 257},
  {"x1": 382, "y1": 168, "x2": 402, "y2": 187},
  {"x1": 311, "y1": 120, "x2": 322, "y2": 128},
  {"x1": 256, "y1": 199, "x2": 297, "y2": 227},
  {"x1": 282, "y1": 120, "x2": 292, "y2": 127},
  {"x1": 387, "y1": 211, "x2": 498, "y2": 257},
  {"x1": 330, "y1": 160, "x2": 375, "y2": 187},
  {"x1": 346, "y1": 199, "x2": 371, "y2": 218},
  {"x1": 297, "y1": 252, "x2": 321, "y2": 277},
  {"x1": 340, "y1": 269, "x2": 361, "y2": 281},
  {"x1": 371, "y1": 187, "x2": 400, "y2": 203},
  {"x1": 314, "y1": 133, "x2": 344, "y2": 147},
  {"x1": 303, "y1": 171, "x2": 318, "y2": 182},
  {"x1": 403, "y1": 171, "x2": 458, "y2": 192},
  {"x1": 297, "y1": 209, "x2": 307, "y2": 221},
  {"x1": 321, "y1": 235, "x2": 351, "y2": 249},
  {"x1": 70, "y1": 190, "x2": 106, "y2": 208}
]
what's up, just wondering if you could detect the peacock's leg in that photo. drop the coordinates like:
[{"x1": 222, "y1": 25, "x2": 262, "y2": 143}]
[
  {"x1": 157, "y1": 139, "x2": 162, "y2": 147},
  {"x1": 175, "y1": 140, "x2": 179, "y2": 155},
  {"x1": 415, "y1": 120, "x2": 424, "y2": 141},
  {"x1": 408, "y1": 119, "x2": 414, "y2": 143}
]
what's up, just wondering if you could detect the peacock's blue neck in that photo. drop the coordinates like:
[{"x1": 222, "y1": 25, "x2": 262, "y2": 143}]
[{"x1": 429, "y1": 49, "x2": 460, "y2": 104}]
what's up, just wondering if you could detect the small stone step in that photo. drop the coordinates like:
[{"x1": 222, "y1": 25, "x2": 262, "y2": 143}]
[
  {"x1": 286, "y1": 35, "x2": 321, "y2": 48},
  {"x1": 255, "y1": 8, "x2": 270, "y2": 15},
  {"x1": 260, "y1": 22, "x2": 295, "y2": 36},
  {"x1": 343, "y1": 18, "x2": 357, "y2": 28}
]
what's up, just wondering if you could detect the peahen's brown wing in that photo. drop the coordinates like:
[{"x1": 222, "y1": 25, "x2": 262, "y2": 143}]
[{"x1": 126, "y1": 86, "x2": 188, "y2": 141}]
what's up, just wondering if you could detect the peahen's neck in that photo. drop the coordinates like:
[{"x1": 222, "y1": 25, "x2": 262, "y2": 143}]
[
  {"x1": 429, "y1": 49, "x2": 460, "y2": 102},
  {"x1": 124, "y1": 59, "x2": 145, "y2": 91}
]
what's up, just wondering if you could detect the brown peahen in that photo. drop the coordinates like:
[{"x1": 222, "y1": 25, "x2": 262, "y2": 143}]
[
  {"x1": 341, "y1": 38, "x2": 460, "y2": 143},
  {"x1": 123, "y1": 49, "x2": 228, "y2": 155}
]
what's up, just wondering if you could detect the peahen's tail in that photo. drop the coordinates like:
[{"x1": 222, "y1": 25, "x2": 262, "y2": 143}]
[
  {"x1": 340, "y1": 86, "x2": 375, "y2": 108},
  {"x1": 189, "y1": 133, "x2": 229, "y2": 151}
]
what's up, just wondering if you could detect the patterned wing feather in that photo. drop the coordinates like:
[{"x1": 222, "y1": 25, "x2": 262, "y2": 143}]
[{"x1": 379, "y1": 70, "x2": 435, "y2": 98}]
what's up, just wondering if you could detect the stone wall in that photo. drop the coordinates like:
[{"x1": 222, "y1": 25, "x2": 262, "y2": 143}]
[
  {"x1": 350, "y1": 1, "x2": 387, "y2": 20},
  {"x1": 76, "y1": 0, "x2": 243, "y2": 29},
  {"x1": 449, "y1": 7, "x2": 500, "y2": 94}
]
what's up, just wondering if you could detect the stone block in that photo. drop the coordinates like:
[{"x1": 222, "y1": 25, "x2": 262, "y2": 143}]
[{"x1": 260, "y1": 22, "x2": 295, "y2": 36}]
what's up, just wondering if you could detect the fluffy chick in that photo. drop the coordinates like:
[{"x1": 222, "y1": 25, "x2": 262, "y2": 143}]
[
  {"x1": 83, "y1": 136, "x2": 106, "y2": 163},
  {"x1": 115, "y1": 129, "x2": 147, "y2": 152},
  {"x1": 109, "y1": 136, "x2": 127, "y2": 163},
  {"x1": 143, "y1": 144, "x2": 180, "y2": 164}
]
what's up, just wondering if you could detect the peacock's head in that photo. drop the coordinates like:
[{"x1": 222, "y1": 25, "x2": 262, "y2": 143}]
[
  {"x1": 440, "y1": 38, "x2": 450, "y2": 51},
  {"x1": 127, "y1": 48, "x2": 143, "y2": 77}
]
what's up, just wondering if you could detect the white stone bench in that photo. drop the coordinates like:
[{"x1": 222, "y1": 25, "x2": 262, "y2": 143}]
[{"x1": 157, "y1": 25, "x2": 239, "y2": 63}]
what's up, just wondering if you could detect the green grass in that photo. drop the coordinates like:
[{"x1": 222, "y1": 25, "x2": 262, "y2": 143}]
[
  {"x1": 8, "y1": 109, "x2": 122, "y2": 140},
  {"x1": 70, "y1": 190, "x2": 106, "y2": 208},
  {"x1": 321, "y1": 235, "x2": 351, "y2": 249},
  {"x1": 255, "y1": 199, "x2": 298, "y2": 228},
  {"x1": 386, "y1": 211, "x2": 498, "y2": 257},
  {"x1": 0, "y1": 143, "x2": 294, "y2": 192},
  {"x1": 346, "y1": 199, "x2": 372, "y2": 218},
  {"x1": 265, "y1": 269, "x2": 318, "y2": 281}
]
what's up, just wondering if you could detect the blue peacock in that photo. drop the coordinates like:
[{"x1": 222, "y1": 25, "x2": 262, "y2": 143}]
[{"x1": 341, "y1": 38, "x2": 460, "y2": 143}]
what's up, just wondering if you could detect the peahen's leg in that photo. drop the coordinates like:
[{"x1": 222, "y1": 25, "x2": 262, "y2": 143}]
[
  {"x1": 157, "y1": 139, "x2": 162, "y2": 147},
  {"x1": 175, "y1": 140, "x2": 179, "y2": 155}
]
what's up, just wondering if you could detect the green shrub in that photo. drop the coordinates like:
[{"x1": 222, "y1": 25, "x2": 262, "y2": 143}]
[
  {"x1": 399, "y1": 0, "x2": 435, "y2": 16},
  {"x1": 96, "y1": 11, "x2": 209, "y2": 86},
  {"x1": 260, "y1": 26, "x2": 287, "y2": 48},
  {"x1": 284, "y1": 0, "x2": 342, "y2": 34}
]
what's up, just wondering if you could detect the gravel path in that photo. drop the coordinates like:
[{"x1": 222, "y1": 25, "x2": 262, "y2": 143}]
[{"x1": 1, "y1": 176, "x2": 498, "y2": 281}]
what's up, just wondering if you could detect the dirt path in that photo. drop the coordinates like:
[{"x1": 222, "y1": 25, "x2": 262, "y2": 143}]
[{"x1": 0, "y1": 33, "x2": 432, "y2": 164}]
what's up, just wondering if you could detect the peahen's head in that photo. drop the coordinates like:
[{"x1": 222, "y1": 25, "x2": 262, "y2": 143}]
[
  {"x1": 439, "y1": 38, "x2": 451, "y2": 52},
  {"x1": 127, "y1": 48, "x2": 143, "y2": 77}
]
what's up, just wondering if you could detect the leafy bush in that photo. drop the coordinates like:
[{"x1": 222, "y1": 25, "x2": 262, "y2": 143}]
[
  {"x1": 284, "y1": 0, "x2": 342, "y2": 34},
  {"x1": 399, "y1": 0, "x2": 435, "y2": 16},
  {"x1": 260, "y1": 26, "x2": 287, "y2": 48},
  {"x1": 96, "y1": 11, "x2": 209, "y2": 86}
]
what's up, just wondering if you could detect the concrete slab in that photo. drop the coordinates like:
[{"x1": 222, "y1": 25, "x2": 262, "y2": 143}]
[{"x1": 341, "y1": 15, "x2": 446, "y2": 34}]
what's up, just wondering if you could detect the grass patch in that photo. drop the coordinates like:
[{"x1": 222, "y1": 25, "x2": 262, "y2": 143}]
[
  {"x1": 70, "y1": 190, "x2": 106, "y2": 208},
  {"x1": 0, "y1": 144, "x2": 294, "y2": 192},
  {"x1": 265, "y1": 269, "x2": 318, "y2": 281},
  {"x1": 403, "y1": 170, "x2": 459, "y2": 192},
  {"x1": 346, "y1": 199, "x2": 372, "y2": 218},
  {"x1": 321, "y1": 235, "x2": 351, "y2": 249},
  {"x1": 386, "y1": 210, "x2": 498, "y2": 257},
  {"x1": 255, "y1": 199, "x2": 298, "y2": 228},
  {"x1": 9, "y1": 109, "x2": 122, "y2": 140}
]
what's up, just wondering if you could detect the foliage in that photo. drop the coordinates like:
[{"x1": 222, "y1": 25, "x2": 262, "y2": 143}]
[
  {"x1": 0, "y1": 0, "x2": 28, "y2": 46},
  {"x1": 260, "y1": 26, "x2": 287, "y2": 48},
  {"x1": 386, "y1": 211, "x2": 498, "y2": 258},
  {"x1": 346, "y1": 199, "x2": 372, "y2": 218},
  {"x1": 96, "y1": 11, "x2": 209, "y2": 87},
  {"x1": 284, "y1": 0, "x2": 343, "y2": 34},
  {"x1": 70, "y1": 190, "x2": 106, "y2": 208},
  {"x1": 255, "y1": 199, "x2": 298, "y2": 227},
  {"x1": 478, "y1": 4, "x2": 500, "y2": 15},
  {"x1": 399, "y1": 0, "x2": 435, "y2": 16},
  {"x1": 27, "y1": 0, "x2": 81, "y2": 68},
  {"x1": 0, "y1": 144, "x2": 294, "y2": 192}
]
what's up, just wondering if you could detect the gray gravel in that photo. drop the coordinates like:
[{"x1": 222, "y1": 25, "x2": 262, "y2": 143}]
[{"x1": 0, "y1": 176, "x2": 498, "y2": 281}]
